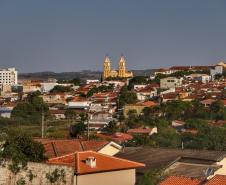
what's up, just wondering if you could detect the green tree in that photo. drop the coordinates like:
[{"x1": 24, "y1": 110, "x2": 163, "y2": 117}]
[
  {"x1": 65, "y1": 109, "x2": 77, "y2": 120},
  {"x1": 0, "y1": 129, "x2": 46, "y2": 174},
  {"x1": 119, "y1": 86, "x2": 137, "y2": 107},
  {"x1": 11, "y1": 93, "x2": 49, "y2": 123},
  {"x1": 50, "y1": 85, "x2": 73, "y2": 93},
  {"x1": 69, "y1": 122, "x2": 86, "y2": 138},
  {"x1": 210, "y1": 100, "x2": 226, "y2": 120}
]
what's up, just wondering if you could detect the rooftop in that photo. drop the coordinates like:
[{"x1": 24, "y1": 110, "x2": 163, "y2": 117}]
[
  {"x1": 47, "y1": 151, "x2": 145, "y2": 175},
  {"x1": 160, "y1": 176, "x2": 202, "y2": 185}
]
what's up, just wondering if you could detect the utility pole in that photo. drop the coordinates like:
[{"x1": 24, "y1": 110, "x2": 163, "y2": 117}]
[
  {"x1": 41, "y1": 109, "x2": 45, "y2": 138},
  {"x1": 87, "y1": 112, "x2": 90, "y2": 140}
]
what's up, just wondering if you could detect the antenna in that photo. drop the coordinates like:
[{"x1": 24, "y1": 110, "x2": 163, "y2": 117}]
[{"x1": 41, "y1": 108, "x2": 44, "y2": 138}]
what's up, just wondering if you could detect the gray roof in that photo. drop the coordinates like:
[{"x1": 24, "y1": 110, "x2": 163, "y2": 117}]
[{"x1": 116, "y1": 147, "x2": 226, "y2": 177}]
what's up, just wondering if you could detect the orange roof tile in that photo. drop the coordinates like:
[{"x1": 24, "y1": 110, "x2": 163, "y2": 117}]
[
  {"x1": 160, "y1": 176, "x2": 203, "y2": 185},
  {"x1": 35, "y1": 138, "x2": 109, "y2": 158},
  {"x1": 47, "y1": 151, "x2": 145, "y2": 175},
  {"x1": 205, "y1": 175, "x2": 226, "y2": 185}
]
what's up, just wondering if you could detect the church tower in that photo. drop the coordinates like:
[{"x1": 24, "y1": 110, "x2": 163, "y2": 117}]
[
  {"x1": 118, "y1": 55, "x2": 126, "y2": 78},
  {"x1": 103, "y1": 55, "x2": 111, "y2": 79}
]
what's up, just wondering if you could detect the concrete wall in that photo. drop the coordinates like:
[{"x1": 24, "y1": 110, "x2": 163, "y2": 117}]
[
  {"x1": 0, "y1": 162, "x2": 74, "y2": 185},
  {"x1": 75, "y1": 169, "x2": 136, "y2": 185}
]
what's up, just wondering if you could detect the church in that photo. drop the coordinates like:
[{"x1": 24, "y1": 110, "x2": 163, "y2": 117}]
[{"x1": 103, "y1": 55, "x2": 133, "y2": 79}]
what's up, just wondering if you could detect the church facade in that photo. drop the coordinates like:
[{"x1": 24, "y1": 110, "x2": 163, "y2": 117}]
[{"x1": 103, "y1": 55, "x2": 133, "y2": 79}]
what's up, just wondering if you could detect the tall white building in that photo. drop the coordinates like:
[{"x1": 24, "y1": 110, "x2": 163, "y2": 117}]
[{"x1": 0, "y1": 68, "x2": 18, "y2": 85}]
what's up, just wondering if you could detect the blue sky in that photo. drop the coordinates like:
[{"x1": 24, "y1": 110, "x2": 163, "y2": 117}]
[{"x1": 0, "y1": 0, "x2": 226, "y2": 72}]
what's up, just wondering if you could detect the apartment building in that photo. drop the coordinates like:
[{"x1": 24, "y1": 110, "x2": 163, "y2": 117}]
[{"x1": 0, "y1": 68, "x2": 18, "y2": 85}]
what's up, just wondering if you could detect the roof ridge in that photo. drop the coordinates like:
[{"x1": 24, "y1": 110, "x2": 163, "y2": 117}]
[{"x1": 88, "y1": 151, "x2": 145, "y2": 167}]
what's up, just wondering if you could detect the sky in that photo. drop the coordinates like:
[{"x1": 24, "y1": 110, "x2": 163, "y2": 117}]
[{"x1": 0, "y1": 0, "x2": 226, "y2": 73}]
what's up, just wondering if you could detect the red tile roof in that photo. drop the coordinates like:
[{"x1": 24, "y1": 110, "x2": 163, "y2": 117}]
[
  {"x1": 47, "y1": 151, "x2": 145, "y2": 175},
  {"x1": 127, "y1": 127, "x2": 154, "y2": 135},
  {"x1": 35, "y1": 138, "x2": 109, "y2": 158},
  {"x1": 160, "y1": 176, "x2": 203, "y2": 185},
  {"x1": 137, "y1": 101, "x2": 158, "y2": 107},
  {"x1": 205, "y1": 175, "x2": 226, "y2": 185}
]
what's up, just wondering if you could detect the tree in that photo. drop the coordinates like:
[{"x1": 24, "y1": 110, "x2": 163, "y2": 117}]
[
  {"x1": 210, "y1": 100, "x2": 226, "y2": 120},
  {"x1": 70, "y1": 78, "x2": 81, "y2": 86},
  {"x1": 128, "y1": 76, "x2": 148, "y2": 90},
  {"x1": 103, "y1": 120, "x2": 118, "y2": 134},
  {"x1": 50, "y1": 85, "x2": 73, "y2": 93},
  {"x1": 65, "y1": 109, "x2": 77, "y2": 120},
  {"x1": 0, "y1": 129, "x2": 46, "y2": 174},
  {"x1": 138, "y1": 169, "x2": 164, "y2": 185},
  {"x1": 11, "y1": 92, "x2": 49, "y2": 123},
  {"x1": 119, "y1": 86, "x2": 137, "y2": 107},
  {"x1": 69, "y1": 122, "x2": 86, "y2": 138}
]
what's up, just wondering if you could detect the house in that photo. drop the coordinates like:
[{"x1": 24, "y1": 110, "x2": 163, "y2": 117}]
[
  {"x1": 127, "y1": 126, "x2": 157, "y2": 136},
  {"x1": 171, "y1": 120, "x2": 185, "y2": 132},
  {"x1": 85, "y1": 111, "x2": 115, "y2": 130},
  {"x1": 49, "y1": 109, "x2": 66, "y2": 120},
  {"x1": 0, "y1": 102, "x2": 16, "y2": 118},
  {"x1": 160, "y1": 77, "x2": 183, "y2": 89},
  {"x1": 210, "y1": 65, "x2": 223, "y2": 80},
  {"x1": 97, "y1": 133, "x2": 133, "y2": 144},
  {"x1": 48, "y1": 151, "x2": 145, "y2": 185},
  {"x1": 200, "y1": 99, "x2": 216, "y2": 107},
  {"x1": 186, "y1": 74, "x2": 211, "y2": 83},
  {"x1": 0, "y1": 150, "x2": 144, "y2": 185},
  {"x1": 160, "y1": 176, "x2": 202, "y2": 185},
  {"x1": 67, "y1": 97, "x2": 91, "y2": 109},
  {"x1": 135, "y1": 85, "x2": 157, "y2": 101},
  {"x1": 123, "y1": 101, "x2": 157, "y2": 118},
  {"x1": 117, "y1": 147, "x2": 226, "y2": 179},
  {"x1": 35, "y1": 138, "x2": 122, "y2": 157}
]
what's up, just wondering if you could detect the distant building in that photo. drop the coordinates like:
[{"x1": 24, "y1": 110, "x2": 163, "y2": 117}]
[
  {"x1": 160, "y1": 77, "x2": 182, "y2": 89},
  {"x1": 210, "y1": 65, "x2": 223, "y2": 80},
  {"x1": 0, "y1": 68, "x2": 18, "y2": 85},
  {"x1": 186, "y1": 73, "x2": 211, "y2": 83},
  {"x1": 103, "y1": 55, "x2": 133, "y2": 79}
]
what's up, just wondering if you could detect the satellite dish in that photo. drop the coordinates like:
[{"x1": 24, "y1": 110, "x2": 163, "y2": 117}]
[{"x1": 204, "y1": 168, "x2": 214, "y2": 178}]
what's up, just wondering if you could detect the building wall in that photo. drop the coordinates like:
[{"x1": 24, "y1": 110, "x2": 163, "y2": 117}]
[
  {"x1": 0, "y1": 162, "x2": 74, "y2": 185},
  {"x1": 160, "y1": 77, "x2": 182, "y2": 89},
  {"x1": 75, "y1": 169, "x2": 136, "y2": 185},
  {"x1": 98, "y1": 142, "x2": 122, "y2": 156},
  {"x1": 0, "y1": 68, "x2": 18, "y2": 85},
  {"x1": 123, "y1": 105, "x2": 145, "y2": 118}
]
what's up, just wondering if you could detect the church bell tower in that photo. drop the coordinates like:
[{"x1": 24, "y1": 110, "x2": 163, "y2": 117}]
[
  {"x1": 118, "y1": 55, "x2": 126, "y2": 78},
  {"x1": 103, "y1": 55, "x2": 111, "y2": 79}
]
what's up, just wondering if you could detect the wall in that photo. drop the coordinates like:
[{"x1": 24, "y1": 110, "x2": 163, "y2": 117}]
[
  {"x1": 0, "y1": 162, "x2": 74, "y2": 185},
  {"x1": 75, "y1": 169, "x2": 136, "y2": 185}
]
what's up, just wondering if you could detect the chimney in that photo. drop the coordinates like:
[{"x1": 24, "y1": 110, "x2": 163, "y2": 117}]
[{"x1": 86, "y1": 156, "x2": 96, "y2": 168}]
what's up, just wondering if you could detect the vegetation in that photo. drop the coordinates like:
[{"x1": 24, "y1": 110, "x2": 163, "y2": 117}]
[
  {"x1": 86, "y1": 84, "x2": 114, "y2": 97},
  {"x1": 69, "y1": 121, "x2": 86, "y2": 138},
  {"x1": 0, "y1": 129, "x2": 46, "y2": 174},
  {"x1": 123, "y1": 99, "x2": 226, "y2": 150},
  {"x1": 119, "y1": 86, "x2": 137, "y2": 107},
  {"x1": 11, "y1": 91, "x2": 49, "y2": 123},
  {"x1": 50, "y1": 85, "x2": 74, "y2": 93}
]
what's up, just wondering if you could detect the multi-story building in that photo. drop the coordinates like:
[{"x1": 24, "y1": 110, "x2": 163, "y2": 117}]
[
  {"x1": 103, "y1": 55, "x2": 133, "y2": 79},
  {"x1": 160, "y1": 77, "x2": 183, "y2": 89},
  {"x1": 0, "y1": 68, "x2": 18, "y2": 85}
]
